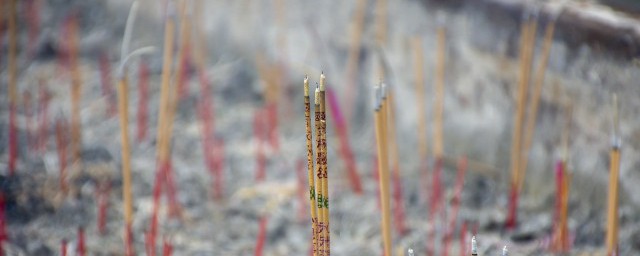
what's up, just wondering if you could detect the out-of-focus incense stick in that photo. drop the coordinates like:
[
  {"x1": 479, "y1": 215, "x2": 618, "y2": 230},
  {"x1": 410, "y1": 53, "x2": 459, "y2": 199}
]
[
  {"x1": 344, "y1": 0, "x2": 367, "y2": 120},
  {"x1": 8, "y1": 0, "x2": 18, "y2": 175},
  {"x1": 319, "y1": 74, "x2": 330, "y2": 255},
  {"x1": 386, "y1": 85, "x2": 406, "y2": 236},
  {"x1": 137, "y1": 58, "x2": 150, "y2": 142},
  {"x1": 433, "y1": 24, "x2": 446, "y2": 159},
  {"x1": 116, "y1": 70, "x2": 135, "y2": 255},
  {"x1": 519, "y1": 19, "x2": 556, "y2": 191},
  {"x1": 303, "y1": 76, "x2": 319, "y2": 256},
  {"x1": 605, "y1": 94, "x2": 621, "y2": 256},
  {"x1": 412, "y1": 37, "x2": 428, "y2": 159}
]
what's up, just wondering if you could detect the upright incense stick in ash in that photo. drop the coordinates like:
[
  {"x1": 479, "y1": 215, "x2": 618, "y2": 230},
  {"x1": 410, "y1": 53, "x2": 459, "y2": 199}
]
[
  {"x1": 433, "y1": 23, "x2": 446, "y2": 160},
  {"x1": 7, "y1": 0, "x2": 18, "y2": 175},
  {"x1": 373, "y1": 83, "x2": 393, "y2": 256},
  {"x1": 116, "y1": 68, "x2": 135, "y2": 255},
  {"x1": 507, "y1": 14, "x2": 537, "y2": 229},
  {"x1": 326, "y1": 87, "x2": 363, "y2": 194},
  {"x1": 303, "y1": 76, "x2": 319, "y2": 256},
  {"x1": 519, "y1": 19, "x2": 556, "y2": 191},
  {"x1": 255, "y1": 216, "x2": 268, "y2": 256},
  {"x1": 606, "y1": 94, "x2": 621, "y2": 256},
  {"x1": 68, "y1": 13, "x2": 83, "y2": 165},
  {"x1": 313, "y1": 83, "x2": 325, "y2": 256}
]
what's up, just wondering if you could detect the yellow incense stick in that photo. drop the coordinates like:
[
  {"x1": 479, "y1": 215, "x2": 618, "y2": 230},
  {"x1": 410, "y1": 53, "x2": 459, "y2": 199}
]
[
  {"x1": 559, "y1": 161, "x2": 571, "y2": 251},
  {"x1": 374, "y1": 84, "x2": 392, "y2": 256},
  {"x1": 606, "y1": 94, "x2": 620, "y2": 256},
  {"x1": 116, "y1": 73, "x2": 133, "y2": 230},
  {"x1": 304, "y1": 76, "x2": 318, "y2": 256},
  {"x1": 69, "y1": 15, "x2": 83, "y2": 164},
  {"x1": 411, "y1": 37, "x2": 428, "y2": 159},
  {"x1": 433, "y1": 25, "x2": 446, "y2": 159},
  {"x1": 313, "y1": 84, "x2": 325, "y2": 256},
  {"x1": 319, "y1": 74, "x2": 331, "y2": 255},
  {"x1": 344, "y1": 0, "x2": 367, "y2": 119},
  {"x1": 519, "y1": 20, "x2": 555, "y2": 191}
]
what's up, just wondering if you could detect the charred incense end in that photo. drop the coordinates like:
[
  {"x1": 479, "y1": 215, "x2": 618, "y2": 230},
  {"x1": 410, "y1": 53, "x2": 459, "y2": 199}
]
[
  {"x1": 320, "y1": 72, "x2": 326, "y2": 92},
  {"x1": 502, "y1": 245, "x2": 508, "y2": 256},
  {"x1": 304, "y1": 75, "x2": 309, "y2": 97},
  {"x1": 471, "y1": 236, "x2": 478, "y2": 256}
]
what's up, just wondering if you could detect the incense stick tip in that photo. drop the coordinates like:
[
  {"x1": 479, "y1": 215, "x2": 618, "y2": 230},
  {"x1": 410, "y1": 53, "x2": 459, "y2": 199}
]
[
  {"x1": 471, "y1": 236, "x2": 478, "y2": 254},
  {"x1": 319, "y1": 72, "x2": 326, "y2": 91}
]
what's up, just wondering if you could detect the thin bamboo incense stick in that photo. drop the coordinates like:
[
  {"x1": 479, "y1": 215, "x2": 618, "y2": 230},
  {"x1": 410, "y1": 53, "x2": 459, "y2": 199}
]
[
  {"x1": 68, "y1": 13, "x2": 83, "y2": 165},
  {"x1": 7, "y1": 0, "x2": 18, "y2": 175},
  {"x1": 313, "y1": 83, "x2": 325, "y2": 256},
  {"x1": 518, "y1": 19, "x2": 556, "y2": 191},
  {"x1": 412, "y1": 37, "x2": 428, "y2": 159},
  {"x1": 386, "y1": 86, "x2": 406, "y2": 235},
  {"x1": 303, "y1": 76, "x2": 319, "y2": 256},
  {"x1": 344, "y1": 0, "x2": 367, "y2": 120},
  {"x1": 319, "y1": 74, "x2": 331, "y2": 255},
  {"x1": 433, "y1": 24, "x2": 446, "y2": 159},
  {"x1": 116, "y1": 71, "x2": 135, "y2": 255},
  {"x1": 374, "y1": 83, "x2": 392, "y2": 256},
  {"x1": 255, "y1": 216, "x2": 268, "y2": 256},
  {"x1": 605, "y1": 94, "x2": 621, "y2": 256},
  {"x1": 559, "y1": 162, "x2": 571, "y2": 252}
]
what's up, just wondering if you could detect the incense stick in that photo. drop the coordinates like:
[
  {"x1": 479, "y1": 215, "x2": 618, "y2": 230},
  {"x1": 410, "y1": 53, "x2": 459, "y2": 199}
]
[
  {"x1": 412, "y1": 37, "x2": 428, "y2": 159},
  {"x1": 116, "y1": 71, "x2": 135, "y2": 255},
  {"x1": 519, "y1": 19, "x2": 556, "y2": 191},
  {"x1": 303, "y1": 76, "x2": 319, "y2": 256},
  {"x1": 68, "y1": 13, "x2": 83, "y2": 165},
  {"x1": 374, "y1": 83, "x2": 393, "y2": 256},
  {"x1": 7, "y1": 0, "x2": 18, "y2": 175},
  {"x1": 313, "y1": 83, "x2": 325, "y2": 256},
  {"x1": 433, "y1": 24, "x2": 446, "y2": 159},
  {"x1": 319, "y1": 74, "x2": 331, "y2": 255},
  {"x1": 386, "y1": 86, "x2": 406, "y2": 235},
  {"x1": 137, "y1": 58, "x2": 150, "y2": 142},
  {"x1": 605, "y1": 94, "x2": 621, "y2": 256}
]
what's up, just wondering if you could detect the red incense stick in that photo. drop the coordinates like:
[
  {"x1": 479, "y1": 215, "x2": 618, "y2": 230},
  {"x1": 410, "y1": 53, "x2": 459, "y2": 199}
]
[
  {"x1": 326, "y1": 87, "x2": 363, "y2": 194},
  {"x1": 427, "y1": 157, "x2": 444, "y2": 255},
  {"x1": 255, "y1": 216, "x2": 268, "y2": 256},
  {"x1": 0, "y1": 193, "x2": 6, "y2": 254},
  {"x1": 445, "y1": 157, "x2": 467, "y2": 256},
  {"x1": 162, "y1": 236, "x2": 173, "y2": 256},
  {"x1": 61, "y1": 239, "x2": 68, "y2": 256},
  {"x1": 97, "y1": 182, "x2": 111, "y2": 235}
]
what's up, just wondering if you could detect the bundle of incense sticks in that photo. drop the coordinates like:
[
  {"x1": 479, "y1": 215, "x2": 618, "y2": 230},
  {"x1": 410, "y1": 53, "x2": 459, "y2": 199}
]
[
  {"x1": 326, "y1": 87, "x2": 362, "y2": 194},
  {"x1": 518, "y1": 19, "x2": 556, "y2": 191},
  {"x1": 302, "y1": 76, "x2": 319, "y2": 255},
  {"x1": 373, "y1": 82, "x2": 392, "y2": 256},
  {"x1": 7, "y1": 0, "x2": 18, "y2": 175},
  {"x1": 254, "y1": 109, "x2": 267, "y2": 182},
  {"x1": 56, "y1": 116, "x2": 69, "y2": 194},
  {"x1": 137, "y1": 58, "x2": 150, "y2": 142},
  {"x1": 99, "y1": 52, "x2": 117, "y2": 117},
  {"x1": 37, "y1": 82, "x2": 51, "y2": 153},
  {"x1": 605, "y1": 94, "x2": 621, "y2": 256},
  {"x1": 385, "y1": 85, "x2": 407, "y2": 236},
  {"x1": 507, "y1": 14, "x2": 537, "y2": 229}
]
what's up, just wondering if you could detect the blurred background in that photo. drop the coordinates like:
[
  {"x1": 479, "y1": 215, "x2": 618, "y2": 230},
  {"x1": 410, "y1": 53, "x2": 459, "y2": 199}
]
[{"x1": 1, "y1": 0, "x2": 640, "y2": 255}]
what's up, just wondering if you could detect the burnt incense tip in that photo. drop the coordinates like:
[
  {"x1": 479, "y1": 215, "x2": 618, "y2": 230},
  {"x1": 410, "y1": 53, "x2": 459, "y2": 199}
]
[
  {"x1": 319, "y1": 73, "x2": 326, "y2": 92},
  {"x1": 315, "y1": 83, "x2": 320, "y2": 105},
  {"x1": 304, "y1": 76, "x2": 309, "y2": 96},
  {"x1": 502, "y1": 246, "x2": 508, "y2": 256},
  {"x1": 471, "y1": 236, "x2": 478, "y2": 255}
]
